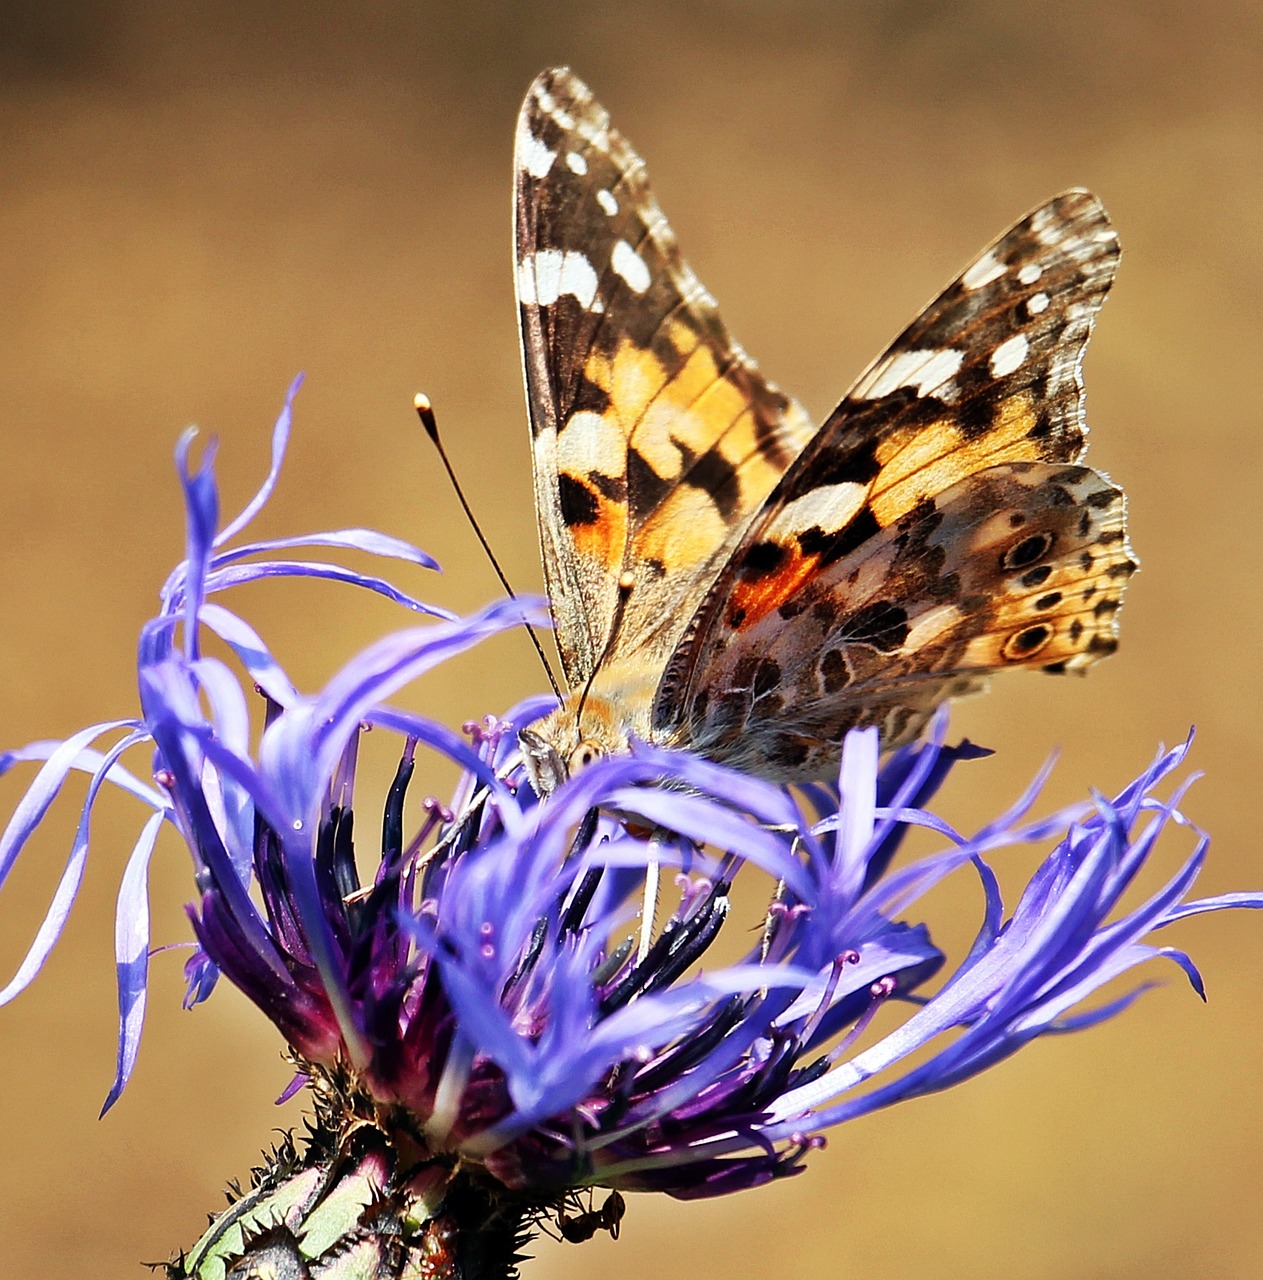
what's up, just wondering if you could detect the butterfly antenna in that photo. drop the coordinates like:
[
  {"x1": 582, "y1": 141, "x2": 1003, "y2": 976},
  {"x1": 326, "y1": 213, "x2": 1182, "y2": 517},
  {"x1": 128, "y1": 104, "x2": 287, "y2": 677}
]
[
  {"x1": 414, "y1": 393, "x2": 561, "y2": 700},
  {"x1": 575, "y1": 570, "x2": 634, "y2": 727}
]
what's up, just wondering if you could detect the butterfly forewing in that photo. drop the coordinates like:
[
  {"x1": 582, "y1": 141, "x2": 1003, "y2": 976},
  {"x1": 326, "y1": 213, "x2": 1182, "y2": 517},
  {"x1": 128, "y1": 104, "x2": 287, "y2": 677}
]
[
  {"x1": 516, "y1": 68, "x2": 814, "y2": 686},
  {"x1": 653, "y1": 192, "x2": 1135, "y2": 774}
]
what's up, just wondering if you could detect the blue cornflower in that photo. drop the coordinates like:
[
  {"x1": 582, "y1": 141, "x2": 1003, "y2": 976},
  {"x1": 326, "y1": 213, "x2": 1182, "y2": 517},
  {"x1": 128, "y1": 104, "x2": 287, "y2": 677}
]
[{"x1": 2, "y1": 383, "x2": 1259, "y2": 1275}]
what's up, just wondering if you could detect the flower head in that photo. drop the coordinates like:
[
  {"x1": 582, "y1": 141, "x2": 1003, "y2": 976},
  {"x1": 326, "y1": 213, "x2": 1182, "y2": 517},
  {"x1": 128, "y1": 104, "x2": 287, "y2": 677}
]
[{"x1": 2, "y1": 386, "x2": 1259, "y2": 1258}]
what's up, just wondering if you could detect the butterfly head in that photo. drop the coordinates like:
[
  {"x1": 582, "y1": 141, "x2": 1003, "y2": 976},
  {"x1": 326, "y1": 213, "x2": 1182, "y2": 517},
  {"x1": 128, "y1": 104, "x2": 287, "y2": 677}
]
[
  {"x1": 517, "y1": 728, "x2": 605, "y2": 798},
  {"x1": 517, "y1": 688, "x2": 640, "y2": 798}
]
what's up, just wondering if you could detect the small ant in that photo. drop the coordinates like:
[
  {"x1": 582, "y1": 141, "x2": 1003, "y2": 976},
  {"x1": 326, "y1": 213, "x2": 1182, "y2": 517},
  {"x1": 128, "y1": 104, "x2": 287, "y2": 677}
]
[{"x1": 555, "y1": 1189, "x2": 626, "y2": 1243}]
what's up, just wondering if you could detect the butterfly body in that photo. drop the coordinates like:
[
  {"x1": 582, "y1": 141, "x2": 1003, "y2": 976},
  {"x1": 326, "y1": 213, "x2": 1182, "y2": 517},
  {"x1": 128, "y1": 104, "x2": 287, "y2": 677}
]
[{"x1": 514, "y1": 69, "x2": 1135, "y2": 796}]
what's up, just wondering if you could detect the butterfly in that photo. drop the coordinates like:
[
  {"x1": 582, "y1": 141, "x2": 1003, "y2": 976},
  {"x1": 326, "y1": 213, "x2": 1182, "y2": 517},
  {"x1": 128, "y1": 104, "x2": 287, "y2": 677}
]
[{"x1": 513, "y1": 68, "x2": 1135, "y2": 796}]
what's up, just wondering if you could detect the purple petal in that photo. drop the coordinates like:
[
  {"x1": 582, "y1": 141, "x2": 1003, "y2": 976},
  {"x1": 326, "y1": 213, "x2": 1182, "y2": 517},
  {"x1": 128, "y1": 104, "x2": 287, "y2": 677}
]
[
  {"x1": 102, "y1": 810, "x2": 165, "y2": 1114},
  {"x1": 215, "y1": 373, "x2": 302, "y2": 545},
  {"x1": 0, "y1": 728, "x2": 156, "y2": 1006},
  {"x1": 203, "y1": 560, "x2": 454, "y2": 620},
  {"x1": 212, "y1": 528, "x2": 439, "y2": 573}
]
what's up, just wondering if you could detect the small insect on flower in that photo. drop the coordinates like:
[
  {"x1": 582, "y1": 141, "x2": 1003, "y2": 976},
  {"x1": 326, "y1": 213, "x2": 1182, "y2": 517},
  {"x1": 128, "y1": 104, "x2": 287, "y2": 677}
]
[{"x1": 554, "y1": 1190, "x2": 626, "y2": 1244}]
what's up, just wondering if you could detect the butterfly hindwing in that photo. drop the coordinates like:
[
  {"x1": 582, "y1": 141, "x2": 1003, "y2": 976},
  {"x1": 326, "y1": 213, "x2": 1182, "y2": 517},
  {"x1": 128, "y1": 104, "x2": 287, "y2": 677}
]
[
  {"x1": 657, "y1": 461, "x2": 1133, "y2": 779},
  {"x1": 653, "y1": 192, "x2": 1134, "y2": 773},
  {"x1": 516, "y1": 68, "x2": 814, "y2": 686}
]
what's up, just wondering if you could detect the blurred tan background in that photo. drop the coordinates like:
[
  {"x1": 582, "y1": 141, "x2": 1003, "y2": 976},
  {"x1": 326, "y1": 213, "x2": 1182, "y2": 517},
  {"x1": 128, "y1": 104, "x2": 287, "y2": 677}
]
[{"x1": 1, "y1": 2, "x2": 1261, "y2": 1276}]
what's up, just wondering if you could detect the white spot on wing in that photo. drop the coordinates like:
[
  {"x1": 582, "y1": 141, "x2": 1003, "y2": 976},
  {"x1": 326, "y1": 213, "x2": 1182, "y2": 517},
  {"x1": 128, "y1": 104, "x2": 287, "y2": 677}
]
[
  {"x1": 517, "y1": 259, "x2": 538, "y2": 305},
  {"x1": 851, "y1": 348, "x2": 964, "y2": 401},
  {"x1": 643, "y1": 205, "x2": 671, "y2": 249},
  {"x1": 989, "y1": 333, "x2": 1029, "y2": 377},
  {"x1": 775, "y1": 483, "x2": 867, "y2": 536},
  {"x1": 596, "y1": 189, "x2": 618, "y2": 217},
  {"x1": 575, "y1": 118, "x2": 610, "y2": 152},
  {"x1": 518, "y1": 249, "x2": 600, "y2": 310},
  {"x1": 1017, "y1": 262, "x2": 1043, "y2": 285},
  {"x1": 961, "y1": 252, "x2": 1006, "y2": 290},
  {"x1": 517, "y1": 124, "x2": 556, "y2": 179},
  {"x1": 1026, "y1": 291, "x2": 1049, "y2": 315},
  {"x1": 557, "y1": 411, "x2": 624, "y2": 476},
  {"x1": 566, "y1": 152, "x2": 588, "y2": 175},
  {"x1": 904, "y1": 604, "x2": 963, "y2": 650},
  {"x1": 611, "y1": 240, "x2": 651, "y2": 294},
  {"x1": 1030, "y1": 205, "x2": 1065, "y2": 246}
]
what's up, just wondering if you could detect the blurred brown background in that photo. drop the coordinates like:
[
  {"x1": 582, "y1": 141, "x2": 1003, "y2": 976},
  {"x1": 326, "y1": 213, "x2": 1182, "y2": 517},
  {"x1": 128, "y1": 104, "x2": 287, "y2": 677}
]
[{"x1": 1, "y1": 2, "x2": 1261, "y2": 1276}]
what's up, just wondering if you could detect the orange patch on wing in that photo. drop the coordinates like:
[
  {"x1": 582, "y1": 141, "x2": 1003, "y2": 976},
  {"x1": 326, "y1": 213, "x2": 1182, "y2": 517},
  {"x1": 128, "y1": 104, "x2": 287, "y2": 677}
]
[
  {"x1": 655, "y1": 338, "x2": 723, "y2": 415},
  {"x1": 581, "y1": 340, "x2": 666, "y2": 432},
  {"x1": 874, "y1": 419, "x2": 943, "y2": 469},
  {"x1": 633, "y1": 338, "x2": 756, "y2": 475},
  {"x1": 726, "y1": 546, "x2": 820, "y2": 631},
  {"x1": 871, "y1": 392, "x2": 1044, "y2": 527},
  {"x1": 636, "y1": 488, "x2": 729, "y2": 569},
  {"x1": 583, "y1": 324, "x2": 794, "y2": 530},
  {"x1": 566, "y1": 480, "x2": 629, "y2": 569},
  {"x1": 978, "y1": 392, "x2": 1044, "y2": 465}
]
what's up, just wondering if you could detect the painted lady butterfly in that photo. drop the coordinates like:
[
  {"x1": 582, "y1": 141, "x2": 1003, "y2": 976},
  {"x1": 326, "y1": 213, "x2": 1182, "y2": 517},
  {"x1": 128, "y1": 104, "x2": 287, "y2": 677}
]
[{"x1": 514, "y1": 68, "x2": 1135, "y2": 795}]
